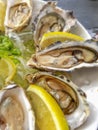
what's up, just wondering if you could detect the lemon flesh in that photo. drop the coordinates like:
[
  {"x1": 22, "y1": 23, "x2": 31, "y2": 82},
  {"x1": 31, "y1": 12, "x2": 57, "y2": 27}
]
[
  {"x1": 0, "y1": 57, "x2": 16, "y2": 84},
  {"x1": 40, "y1": 31, "x2": 84, "y2": 49},
  {"x1": 27, "y1": 85, "x2": 69, "y2": 130},
  {"x1": 0, "y1": 0, "x2": 6, "y2": 31}
]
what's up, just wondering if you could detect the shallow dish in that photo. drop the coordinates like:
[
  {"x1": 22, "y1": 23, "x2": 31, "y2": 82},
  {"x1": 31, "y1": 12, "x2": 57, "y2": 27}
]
[
  {"x1": 37, "y1": 0, "x2": 98, "y2": 130},
  {"x1": 71, "y1": 67, "x2": 98, "y2": 130}
]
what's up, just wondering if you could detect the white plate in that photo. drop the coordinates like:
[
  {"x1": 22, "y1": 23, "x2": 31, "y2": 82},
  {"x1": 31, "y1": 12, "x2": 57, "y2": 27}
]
[
  {"x1": 71, "y1": 67, "x2": 98, "y2": 130},
  {"x1": 34, "y1": 0, "x2": 98, "y2": 130}
]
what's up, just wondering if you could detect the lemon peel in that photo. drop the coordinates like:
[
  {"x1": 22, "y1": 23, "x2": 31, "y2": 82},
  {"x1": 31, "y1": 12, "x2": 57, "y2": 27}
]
[
  {"x1": 0, "y1": 57, "x2": 16, "y2": 84},
  {"x1": 0, "y1": 0, "x2": 6, "y2": 31},
  {"x1": 40, "y1": 31, "x2": 84, "y2": 49}
]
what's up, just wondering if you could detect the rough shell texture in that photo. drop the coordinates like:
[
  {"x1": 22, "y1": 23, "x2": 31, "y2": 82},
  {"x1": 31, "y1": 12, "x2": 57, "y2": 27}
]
[
  {"x1": 33, "y1": 1, "x2": 76, "y2": 45},
  {"x1": 4, "y1": 0, "x2": 33, "y2": 33},
  {"x1": 26, "y1": 72, "x2": 90, "y2": 129},
  {"x1": 0, "y1": 84, "x2": 35, "y2": 130},
  {"x1": 27, "y1": 41, "x2": 98, "y2": 72}
]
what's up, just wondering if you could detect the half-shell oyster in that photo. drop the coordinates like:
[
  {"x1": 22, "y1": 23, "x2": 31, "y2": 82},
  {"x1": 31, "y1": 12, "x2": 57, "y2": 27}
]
[
  {"x1": 33, "y1": 1, "x2": 76, "y2": 45},
  {"x1": 26, "y1": 72, "x2": 90, "y2": 129},
  {"x1": 27, "y1": 41, "x2": 98, "y2": 71},
  {"x1": 0, "y1": 84, "x2": 35, "y2": 130},
  {"x1": 5, "y1": 0, "x2": 32, "y2": 33}
]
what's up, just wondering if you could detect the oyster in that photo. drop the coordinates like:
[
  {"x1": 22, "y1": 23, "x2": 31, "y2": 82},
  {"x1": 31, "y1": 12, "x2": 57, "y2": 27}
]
[
  {"x1": 5, "y1": 0, "x2": 32, "y2": 33},
  {"x1": 26, "y1": 72, "x2": 90, "y2": 129},
  {"x1": 33, "y1": 1, "x2": 76, "y2": 45},
  {"x1": 27, "y1": 41, "x2": 98, "y2": 71},
  {"x1": 0, "y1": 84, "x2": 35, "y2": 130}
]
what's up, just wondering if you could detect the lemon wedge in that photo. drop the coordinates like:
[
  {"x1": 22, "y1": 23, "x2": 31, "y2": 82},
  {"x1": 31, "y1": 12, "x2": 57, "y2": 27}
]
[
  {"x1": 0, "y1": 57, "x2": 16, "y2": 84},
  {"x1": 40, "y1": 31, "x2": 84, "y2": 49},
  {"x1": 0, "y1": 0, "x2": 6, "y2": 31},
  {"x1": 27, "y1": 85, "x2": 69, "y2": 130}
]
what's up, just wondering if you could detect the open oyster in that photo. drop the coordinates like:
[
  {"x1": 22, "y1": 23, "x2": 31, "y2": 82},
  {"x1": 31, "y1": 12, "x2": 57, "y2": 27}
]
[
  {"x1": 26, "y1": 72, "x2": 90, "y2": 129},
  {"x1": 27, "y1": 41, "x2": 98, "y2": 71},
  {"x1": 33, "y1": 1, "x2": 76, "y2": 45},
  {"x1": 0, "y1": 84, "x2": 35, "y2": 130},
  {"x1": 5, "y1": 0, "x2": 32, "y2": 33}
]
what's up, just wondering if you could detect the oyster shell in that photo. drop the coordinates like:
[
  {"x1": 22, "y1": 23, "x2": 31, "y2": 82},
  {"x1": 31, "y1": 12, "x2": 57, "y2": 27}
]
[
  {"x1": 26, "y1": 72, "x2": 90, "y2": 129},
  {"x1": 0, "y1": 84, "x2": 35, "y2": 130},
  {"x1": 4, "y1": 0, "x2": 32, "y2": 33},
  {"x1": 33, "y1": 1, "x2": 76, "y2": 45},
  {"x1": 32, "y1": 0, "x2": 91, "y2": 41},
  {"x1": 27, "y1": 41, "x2": 98, "y2": 71}
]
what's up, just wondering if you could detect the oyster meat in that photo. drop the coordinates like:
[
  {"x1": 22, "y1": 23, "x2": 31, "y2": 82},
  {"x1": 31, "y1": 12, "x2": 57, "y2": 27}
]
[
  {"x1": 27, "y1": 41, "x2": 98, "y2": 71},
  {"x1": 33, "y1": 1, "x2": 76, "y2": 45},
  {"x1": 0, "y1": 84, "x2": 35, "y2": 130},
  {"x1": 4, "y1": 0, "x2": 32, "y2": 33},
  {"x1": 26, "y1": 72, "x2": 90, "y2": 129}
]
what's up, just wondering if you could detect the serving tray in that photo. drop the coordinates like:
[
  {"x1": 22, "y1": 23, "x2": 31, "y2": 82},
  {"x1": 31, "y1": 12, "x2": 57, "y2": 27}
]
[{"x1": 36, "y1": 0, "x2": 98, "y2": 130}]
